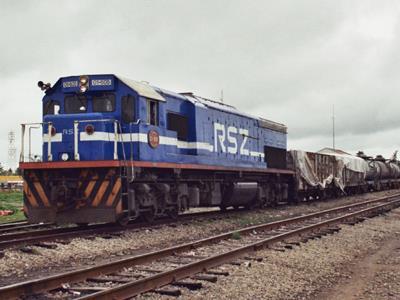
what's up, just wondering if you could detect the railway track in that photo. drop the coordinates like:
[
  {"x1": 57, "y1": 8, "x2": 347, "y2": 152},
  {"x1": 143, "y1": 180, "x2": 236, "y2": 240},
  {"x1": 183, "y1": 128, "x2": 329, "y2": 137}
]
[
  {"x1": 0, "y1": 192, "x2": 398, "y2": 250},
  {"x1": 0, "y1": 220, "x2": 28, "y2": 230},
  {"x1": 0, "y1": 209, "x2": 232, "y2": 250},
  {"x1": 1, "y1": 194, "x2": 399, "y2": 299},
  {"x1": 0, "y1": 222, "x2": 52, "y2": 235}
]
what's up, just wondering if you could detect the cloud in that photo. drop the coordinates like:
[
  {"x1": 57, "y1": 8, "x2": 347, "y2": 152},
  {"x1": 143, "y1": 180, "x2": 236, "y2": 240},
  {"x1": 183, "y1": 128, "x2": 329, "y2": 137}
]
[{"x1": 1, "y1": 0, "x2": 400, "y2": 168}]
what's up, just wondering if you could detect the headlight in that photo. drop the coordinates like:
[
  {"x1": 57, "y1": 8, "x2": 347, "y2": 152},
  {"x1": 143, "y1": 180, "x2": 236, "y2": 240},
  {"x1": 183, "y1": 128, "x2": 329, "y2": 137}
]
[
  {"x1": 61, "y1": 153, "x2": 69, "y2": 161},
  {"x1": 85, "y1": 124, "x2": 95, "y2": 135},
  {"x1": 79, "y1": 75, "x2": 89, "y2": 93},
  {"x1": 50, "y1": 127, "x2": 56, "y2": 136}
]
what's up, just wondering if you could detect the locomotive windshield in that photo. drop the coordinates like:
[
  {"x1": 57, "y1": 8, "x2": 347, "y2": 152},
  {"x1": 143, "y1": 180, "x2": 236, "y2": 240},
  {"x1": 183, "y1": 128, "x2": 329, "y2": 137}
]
[
  {"x1": 93, "y1": 93, "x2": 115, "y2": 112},
  {"x1": 43, "y1": 100, "x2": 60, "y2": 115},
  {"x1": 65, "y1": 95, "x2": 87, "y2": 113}
]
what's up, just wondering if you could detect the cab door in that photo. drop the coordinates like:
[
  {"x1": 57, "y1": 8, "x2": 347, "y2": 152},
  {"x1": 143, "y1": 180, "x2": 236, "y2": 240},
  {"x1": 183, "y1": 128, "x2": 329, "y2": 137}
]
[{"x1": 121, "y1": 95, "x2": 138, "y2": 160}]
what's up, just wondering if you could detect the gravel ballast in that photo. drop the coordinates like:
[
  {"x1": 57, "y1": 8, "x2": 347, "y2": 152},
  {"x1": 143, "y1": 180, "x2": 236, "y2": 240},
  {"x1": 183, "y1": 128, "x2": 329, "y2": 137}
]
[
  {"x1": 150, "y1": 207, "x2": 400, "y2": 300},
  {"x1": 0, "y1": 190, "x2": 398, "y2": 286}
]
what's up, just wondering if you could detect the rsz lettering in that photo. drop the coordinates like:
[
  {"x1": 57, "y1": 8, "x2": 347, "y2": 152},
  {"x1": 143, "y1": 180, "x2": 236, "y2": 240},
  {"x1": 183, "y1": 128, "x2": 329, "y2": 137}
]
[
  {"x1": 214, "y1": 123, "x2": 249, "y2": 155},
  {"x1": 62, "y1": 129, "x2": 74, "y2": 135}
]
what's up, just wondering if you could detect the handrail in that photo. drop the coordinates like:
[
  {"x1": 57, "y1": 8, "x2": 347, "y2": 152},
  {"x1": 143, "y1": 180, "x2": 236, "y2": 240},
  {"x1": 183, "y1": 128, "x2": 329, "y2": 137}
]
[
  {"x1": 29, "y1": 125, "x2": 41, "y2": 161},
  {"x1": 20, "y1": 122, "x2": 52, "y2": 163},
  {"x1": 21, "y1": 119, "x2": 141, "y2": 163},
  {"x1": 74, "y1": 121, "x2": 80, "y2": 161},
  {"x1": 73, "y1": 119, "x2": 119, "y2": 161},
  {"x1": 74, "y1": 119, "x2": 116, "y2": 123},
  {"x1": 47, "y1": 123, "x2": 53, "y2": 161},
  {"x1": 126, "y1": 120, "x2": 141, "y2": 184}
]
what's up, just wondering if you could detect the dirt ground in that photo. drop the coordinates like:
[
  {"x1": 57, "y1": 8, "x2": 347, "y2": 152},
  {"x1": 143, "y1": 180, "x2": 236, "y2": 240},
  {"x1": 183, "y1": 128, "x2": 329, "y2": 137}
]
[
  {"x1": 146, "y1": 206, "x2": 400, "y2": 300},
  {"x1": 314, "y1": 210, "x2": 400, "y2": 300}
]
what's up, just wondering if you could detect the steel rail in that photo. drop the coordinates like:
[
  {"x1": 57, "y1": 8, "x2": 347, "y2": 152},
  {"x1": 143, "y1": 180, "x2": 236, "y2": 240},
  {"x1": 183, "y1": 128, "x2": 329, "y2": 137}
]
[
  {"x1": 0, "y1": 221, "x2": 28, "y2": 230},
  {"x1": 0, "y1": 209, "x2": 229, "y2": 249},
  {"x1": 1, "y1": 192, "x2": 397, "y2": 248},
  {"x1": 1, "y1": 194, "x2": 399, "y2": 299},
  {"x1": 0, "y1": 222, "x2": 52, "y2": 234},
  {"x1": 0, "y1": 192, "x2": 398, "y2": 248},
  {"x1": 80, "y1": 198, "x2": 400, "y2": 300}
]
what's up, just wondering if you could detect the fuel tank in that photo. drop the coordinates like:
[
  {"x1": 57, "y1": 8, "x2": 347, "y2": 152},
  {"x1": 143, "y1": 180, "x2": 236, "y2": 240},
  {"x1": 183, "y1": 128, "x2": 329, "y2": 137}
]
[{"x1": 223, "y1": 182, "x2": 259, "y2": 207}]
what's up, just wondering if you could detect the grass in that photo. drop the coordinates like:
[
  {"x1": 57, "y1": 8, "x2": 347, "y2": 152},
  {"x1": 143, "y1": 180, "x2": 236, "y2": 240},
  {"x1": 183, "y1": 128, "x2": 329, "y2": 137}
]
[
  {"x1": 0, "y1": 192, "x2": 25, "y2": 223},
  {"x1": 236, "y1": 215, "x2": 256, "y2": 227},
  {"x1": 231, "y1": 231, "x2": 242, "y2": 240}
]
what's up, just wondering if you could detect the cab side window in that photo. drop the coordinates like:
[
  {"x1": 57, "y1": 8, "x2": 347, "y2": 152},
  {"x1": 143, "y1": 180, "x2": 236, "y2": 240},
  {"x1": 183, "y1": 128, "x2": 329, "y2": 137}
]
[
  {"x1": 93, "y1": 93, "x2": 115, "y2": 112},
  {"x1": 147, "y1": 100, "x2": 158, "y2": 126},
  {"x1": 121, "y1": 95, "x2": 135, "y2": 123},
  {"x1": 65, "y1": 95, "x2": 87, "y2": 113},
  {"x1": 167, "y1": 112, "x2": 188, "y2": 141},
  {"x1": 43, "y1": 100, "x2": 60, "y2": 116}
]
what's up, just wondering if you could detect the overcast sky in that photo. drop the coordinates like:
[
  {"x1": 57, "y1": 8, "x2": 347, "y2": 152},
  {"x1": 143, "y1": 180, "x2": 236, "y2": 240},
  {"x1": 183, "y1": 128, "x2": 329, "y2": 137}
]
[{"x1": 1, "y1": 0, "x2": 400, "y2": 168}]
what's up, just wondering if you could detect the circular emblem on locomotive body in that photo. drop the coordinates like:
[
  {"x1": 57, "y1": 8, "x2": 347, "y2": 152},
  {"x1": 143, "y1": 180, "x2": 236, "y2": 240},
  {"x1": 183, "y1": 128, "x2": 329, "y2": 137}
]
[{"x1": 148, "y1": 129, "x2": 160, "y2": 148}]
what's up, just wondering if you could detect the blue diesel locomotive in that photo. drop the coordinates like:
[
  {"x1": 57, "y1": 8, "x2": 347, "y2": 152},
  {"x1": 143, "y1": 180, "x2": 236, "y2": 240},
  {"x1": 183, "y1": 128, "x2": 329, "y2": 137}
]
[{"x1": 20, "y1": 74, "x2": 294, "y2": 224}]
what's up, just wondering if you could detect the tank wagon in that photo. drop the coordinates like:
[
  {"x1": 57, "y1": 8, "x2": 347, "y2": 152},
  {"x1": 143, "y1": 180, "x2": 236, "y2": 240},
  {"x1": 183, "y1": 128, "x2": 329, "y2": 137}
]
[
  {"x1": 19, "y1": 74, "x2": 294, "y2": 225},
  {"x1": 357, "y1": 152, "x2": 400, "y2": 191}
]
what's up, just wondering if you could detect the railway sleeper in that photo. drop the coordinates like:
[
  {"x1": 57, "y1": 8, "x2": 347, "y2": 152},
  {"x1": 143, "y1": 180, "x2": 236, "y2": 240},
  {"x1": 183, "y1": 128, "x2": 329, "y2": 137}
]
[
  {"x1": 284, "y1": 241, "x2": 301, "y2": 246},
  {"x1": 175, "y1": 254, "x2": 208, "y2": 260},
  {"x1": 19, "y1": 246, "x2": 40, "y2": 255},
  {"x1": 111, "y1": 272, "x2": 144, "y2": 279},
  {"x1": 154, "y1": 288, "x2": 182, "y2": 297},
  {"x1": 33, "y1": 242, "x2": 57, "y2": 249},
  {"x1": 269, "y1": 247, "x2": 287, "y2": 252},
  {"x1": 86, "y1": 277, "x2": 131, "y2": 284},
  {"x1": 206, "y1": 270, "x2": 230, "y2": 276},
  {"x1": 171, "y1": 281, "x2": 203, "y2": 290},
  {"x1": 136, "y1": 268, "x2": 163, "y2": 274},
  {"x1": 192, "y1": 274, "x2": 218, "y2": 283},
  {"x1": 244, "y1": 256, "x2": 264, "y2": 262}
]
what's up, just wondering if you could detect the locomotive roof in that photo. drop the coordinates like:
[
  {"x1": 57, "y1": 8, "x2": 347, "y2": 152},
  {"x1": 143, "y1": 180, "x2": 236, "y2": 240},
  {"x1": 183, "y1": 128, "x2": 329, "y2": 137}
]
[
  {"x1": 125, "y1": 76, "x2": 287, "y2": 134},
  {"x1": 151, "y1": 84, "x2": 287, "y2": 134},
  {"x1": 118, "y1": 76, "x2": 166, "y2": 102},
  {"x1": 52, "y1": 74, "x2": 287, "y2": 133}
]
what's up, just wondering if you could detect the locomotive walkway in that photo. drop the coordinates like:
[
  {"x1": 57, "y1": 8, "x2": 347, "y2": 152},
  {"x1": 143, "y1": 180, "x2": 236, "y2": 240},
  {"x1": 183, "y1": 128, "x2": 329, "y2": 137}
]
[{"x1": 0, "y1": 193, "x2": 399, "y2": 299}]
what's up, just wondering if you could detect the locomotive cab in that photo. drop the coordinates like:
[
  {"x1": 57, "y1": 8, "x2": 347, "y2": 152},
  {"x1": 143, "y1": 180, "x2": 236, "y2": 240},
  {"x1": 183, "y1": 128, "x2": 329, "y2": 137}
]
[
  {"x1": 20, "y1": 75, "x2": 177, "y2": 224},
  {"x1": 42, "y1": 76, "x2": 135, "y2": 162}
]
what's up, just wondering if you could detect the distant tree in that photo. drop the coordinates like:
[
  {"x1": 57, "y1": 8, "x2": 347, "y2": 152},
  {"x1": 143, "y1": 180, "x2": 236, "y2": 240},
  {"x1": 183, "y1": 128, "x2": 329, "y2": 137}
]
[
  {"x1": 15, "y1": 168, "x2": 21, "y2": 176},
  {"x1": 0, "y1": 164, "x2": 6, "y2": 175}
]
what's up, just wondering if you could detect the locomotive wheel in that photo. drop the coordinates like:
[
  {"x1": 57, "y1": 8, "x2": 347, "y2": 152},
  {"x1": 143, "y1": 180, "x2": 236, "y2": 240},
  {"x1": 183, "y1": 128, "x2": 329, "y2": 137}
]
[
  {"x1": 76, "y1": 223, "x2": 88, "y2": 227},
  {"x1": 117, "y1": 216, "x2": 129, "y2": 227},
  {"x1": 167, "y1": 207, "x2": 179, "y2": 220},
  {"x1": 143, "y1": 209, "x2": 155, "y2": 223},
  {"x1": 244, "y1": 201, "x2": 257, "y2": 210}
]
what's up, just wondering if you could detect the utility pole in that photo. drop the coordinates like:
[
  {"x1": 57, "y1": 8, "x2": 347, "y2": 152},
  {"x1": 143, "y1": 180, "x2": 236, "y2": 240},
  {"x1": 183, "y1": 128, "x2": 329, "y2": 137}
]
[
  {"x1": 332, "y1": 104, "x2": 335, "y2": 150},
  {"x1": 220, "y1": 89, "x2": 224, "y2": 103},
  {"x1": 8, "y1": 131, "x2": 17, "y2": 171}
]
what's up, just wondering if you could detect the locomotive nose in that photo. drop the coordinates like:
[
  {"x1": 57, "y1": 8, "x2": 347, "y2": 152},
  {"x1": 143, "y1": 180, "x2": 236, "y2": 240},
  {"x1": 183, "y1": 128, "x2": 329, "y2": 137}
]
[{"x1": 43, "y1": 113, "x2": 108, "y2": 162}]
